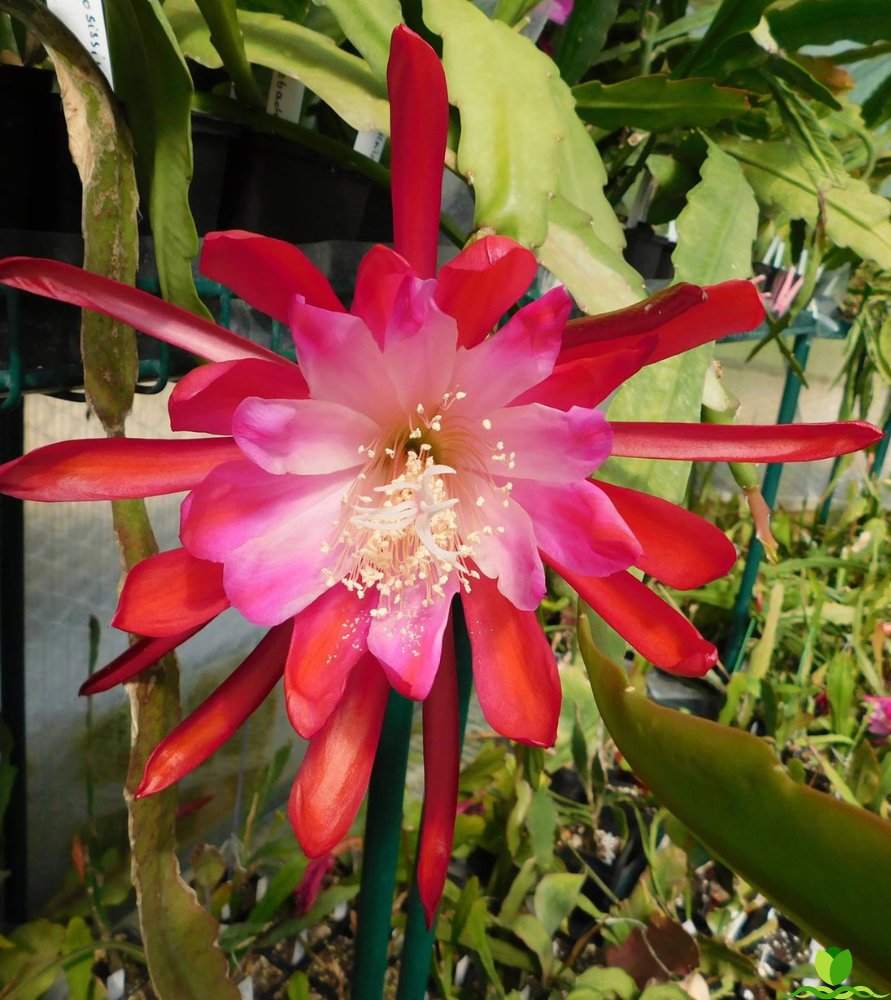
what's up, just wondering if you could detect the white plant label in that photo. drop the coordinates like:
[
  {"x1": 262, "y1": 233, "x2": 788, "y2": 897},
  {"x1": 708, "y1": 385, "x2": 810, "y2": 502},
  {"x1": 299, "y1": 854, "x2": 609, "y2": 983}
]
[
  {"x1": 266, "y1": 72, "x2": 305, "y2": 123},
  {"x1": 48, "y1": 0, "x2": 114, "y2": 87},
  {"x1": 354, "y1": 130, "x2": 387, "y2": 162}
]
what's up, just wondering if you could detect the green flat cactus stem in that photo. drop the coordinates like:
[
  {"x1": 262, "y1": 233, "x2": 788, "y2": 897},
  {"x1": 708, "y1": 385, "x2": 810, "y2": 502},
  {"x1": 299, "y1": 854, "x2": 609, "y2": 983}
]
[{"x1": 579, "y1": 615, "x2": 891, "y2": 991}]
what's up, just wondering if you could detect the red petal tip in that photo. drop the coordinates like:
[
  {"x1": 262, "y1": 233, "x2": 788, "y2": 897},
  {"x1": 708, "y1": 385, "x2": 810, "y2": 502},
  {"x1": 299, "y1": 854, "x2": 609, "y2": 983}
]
[{"x1": 670, "y1": 643, "x2": 719, "y2": 678}]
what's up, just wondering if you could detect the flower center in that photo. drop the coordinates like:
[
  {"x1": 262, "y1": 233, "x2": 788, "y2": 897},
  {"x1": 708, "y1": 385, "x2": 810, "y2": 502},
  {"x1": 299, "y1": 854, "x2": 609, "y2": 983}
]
[
  {"x1": 320, "y1": 394, "x2": 514, "y2": 614},
  {"x1": 325, "y1": 450, "x2": 476, "y2": 614}
]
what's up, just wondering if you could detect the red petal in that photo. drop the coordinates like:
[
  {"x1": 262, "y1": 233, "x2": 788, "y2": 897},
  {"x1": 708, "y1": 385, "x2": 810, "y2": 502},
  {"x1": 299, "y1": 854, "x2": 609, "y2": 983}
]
[
  {"x1": 0, "y1": 437, "x2": 242, "y2": 501},
  {"x1": 417, "y1": 618, "x2": 459, "y2": 928},
  {"x1": 435, "y1": 236, "x2": 539, "y2": 348},
  {"x1": 388, "y1": 26, "x2": 448, "y2": 279},
  {"x1": 288, "y1": 653, "x2": 390, "y2": 857},
  {"x1": 135, "y1": 622, "x2": 293, "y2": 797},
  {"x1": 461, "y1": 574, "x2": 560, "y2": 747},
  {"x1": 113, "y1": 549, "x2": 229, "y2": 637},
  {"x1": 610, "y1": 421, "x2": 884, "y2": 463},
  {"x1": 0, "y1": 256, "x2": 288, "y2": 365},
  {"x1": 351, "y1": 244, "x2": 413, "y2": 344},
  {"x1": 200, "y1": 230, "x2": 345, "y2": 321},
  {"x1": 596, "y1": 481, "x2": 737, "y2": 590},
  {"x1": 284, "y1": 586, "x2": 373, "y2": 739},
  {"x1": 169, "y1": 359, "x2": 309, "y2": 434},
  {"x1": 555, "y1": 563, "x2": 718, "y2": 677},
  {"x1": 558, "y1": 281, "x2": 764, "y2": 366},
  {"x1": 80, "y1": 625, "x2": 207, "y2": 696},
  {"x1": 512, "y1": 339, "x2": 656, "y2": 410}
]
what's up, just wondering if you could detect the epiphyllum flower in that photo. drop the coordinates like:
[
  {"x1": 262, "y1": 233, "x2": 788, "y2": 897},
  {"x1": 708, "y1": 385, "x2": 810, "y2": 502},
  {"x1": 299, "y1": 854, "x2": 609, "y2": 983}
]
[
  {"x1": 0, "y1": 27, "x2": 882, "y2": 926},
  {"x1": 865, "y1": 697, "x2": 891, "y2": 738}
]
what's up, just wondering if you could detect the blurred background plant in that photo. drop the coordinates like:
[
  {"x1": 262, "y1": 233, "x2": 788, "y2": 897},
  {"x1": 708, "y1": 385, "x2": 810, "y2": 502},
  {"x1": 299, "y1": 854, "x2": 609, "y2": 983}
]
[{"x1": 0, "y1": 0, "x2": 890, "y2": 995}]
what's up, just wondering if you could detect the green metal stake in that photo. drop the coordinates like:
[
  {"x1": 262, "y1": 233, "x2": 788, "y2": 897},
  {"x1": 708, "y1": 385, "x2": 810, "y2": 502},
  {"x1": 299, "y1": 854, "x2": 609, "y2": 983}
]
[
  {"x1": 723, "y1": 332, "x2": 811, "y2": 670},
  {"x1": 397, "y1": 603, "x2": 475, "y2": 999},
  {"x1": 352, "y1": 689, "x2": 415, "y2": 998}
]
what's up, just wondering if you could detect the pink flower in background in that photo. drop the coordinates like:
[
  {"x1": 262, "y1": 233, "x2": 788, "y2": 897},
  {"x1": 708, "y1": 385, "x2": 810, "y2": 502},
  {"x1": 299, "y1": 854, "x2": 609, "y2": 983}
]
[
  {"x1": 294, "y1": 853, "x2": 337, "y2": 915},
  {"x1": 547, "y1": 0, "x2": 574, "y2": 24},
  {"x1": 865, "y1": 697, "x2": 891, "y2": 737}
]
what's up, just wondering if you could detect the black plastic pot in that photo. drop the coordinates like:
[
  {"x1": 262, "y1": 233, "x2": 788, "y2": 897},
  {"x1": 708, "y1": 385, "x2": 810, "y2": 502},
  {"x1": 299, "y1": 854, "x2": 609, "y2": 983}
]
[
  {"x1": 623, "y1": 223, "x2": 675, "y2": 281},
  {"x1": 0, "y1": 64, "x2": 392, "y2": 398}
]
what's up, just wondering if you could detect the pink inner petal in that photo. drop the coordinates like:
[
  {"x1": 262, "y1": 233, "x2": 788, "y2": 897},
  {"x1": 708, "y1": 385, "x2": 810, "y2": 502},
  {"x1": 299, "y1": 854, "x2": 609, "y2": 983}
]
[
  {"x1": 449, "y1": 287, "x2": 571, "y2": 417},
  {"x1": 460, "y1": 477, "x2": 545, "y2": 611},
  {"x1": 366, "y1": 580, "x2": 458, "y2": 701},
  {"x1": 289, "y1": 298, "x2": 403, "y2": 428},
  {"x1": 380, "y1": 277, "x2": 458, "y2": 412},
  {"x1": 485, "y1": 403, "x2": 613, "y2": 483},
  {"x1": 510, "y1": 479, "x2": 641, "y2": 578},
  {"x1": 232, "y1": 397, "x2": 379, "y2": 476}
]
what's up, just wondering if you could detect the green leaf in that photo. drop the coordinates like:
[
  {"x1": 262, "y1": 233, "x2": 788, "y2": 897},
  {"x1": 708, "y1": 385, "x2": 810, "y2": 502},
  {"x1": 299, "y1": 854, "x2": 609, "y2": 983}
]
[
  {"x1": 533, "y1": 872, "x2": 585, "y2": 937},
  {"x1": 722, "y1": 136, "x2": 891, "y2": 269},
  {"x1": 672, "y1": 138, "x2": 757, "y2": 284},
  {"x1": 286, "y1": 971, "x2": 311, "y2": 1000},
  {"x1": 424, "y1": 0, "x2": 622, "y2": 253},
  {"x1": 527, "y1": 785, "x2": 557, "y2": 868},
  {"x1": 548, "y1": 76, "x2": 624, "y2": 255},
  {"x1": 507, "y1": 778, "x2": 533, "y2": 856},
  {"x1": 554, "y1": 0, "x2": 620, "y2": 86},
  {"x1": 424, "y1": 0, "x2": 561, "y2": 246},
  {"x1": 498, "y1": 858, "x2": 538, "y2": 925},
  {"x1": 309, "y1": 0, "x2": 400, "y2": 82},
  {"x1": 675, "y1": 0, "x2": 774, "y2": 78},
  {"x1": 639, "y1": 987, "x2": 696, "y2": 1000},
  {"x1": 827, "y1": 651, "x2": 857, "y2": 738},
  {"x1": 62, "y1": 919, "x2": 94, "y2": 1000},
  {"x1": 578, "y1": 618, "x2": 891, "y2": 991},
  {"x1": 248, "y1": 856, "x2": 308, "y2": 924},
  {"x1": 647, "y1": 153, "x2": 698, "y2": 225},
  {"x1": 536, "y1": 195, "x2": 643, "y2": 315},
  {"x1": 168, "y1": 0, "x2": 388, "y2": 132},
  {"x1": 763, "y1": 75, "x2": 847, "y2": 190},
  {"x1": 510, "y1": 914, "x2": 554, "y2": 977},
  {"x1": 767, "y1": 0, "x2": 891, "y2": 50},
  {"x1": 425, "y1": 0, "x2": 639, "y2": 307},
  {"x1": 493, "y1": 0, "x2": 541, "y2": 26},
  {"x1": 574, "y1": 75, "x2": 749, "y2": 132},
  {"x1": 849, "y1": 741, "x2": 883, "y2": 808},
  {"x1": 600, "y1": 139, "x2": 757, "y2": 502},
  {"x1": 193, "y1": 0, "x2": 265, "y2": 106},
  {"x1": 0, "y1": 920, "x2": 66, "y2": 1000},
  {"x1": 570, "y1": 706, "x2": 590, "y2": 786},
  {"x1": 571, "y1": 966, "x2": 638, "y2": 998},
  {"x1": 107, "y1": 0, "x2": 212, "y2": 320},
  {"x1": 464, "y1": 898, "x2": 505, "y2": 996},
  {"x1": 862, "y1": 70, "x2": 891, "y2": 128},
  {"x1": 766, "y1": 53, "x2": 843, "y2": 111},
  {"x1": 191, "y1": 843, "x2": 227, "y2": 893}
]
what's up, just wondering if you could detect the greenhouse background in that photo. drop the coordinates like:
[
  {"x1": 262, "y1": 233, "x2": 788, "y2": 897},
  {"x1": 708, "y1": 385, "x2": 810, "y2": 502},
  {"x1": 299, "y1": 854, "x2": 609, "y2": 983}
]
[{"x1": 1, "y1": 0, "x2": 891, "y2": 996}]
